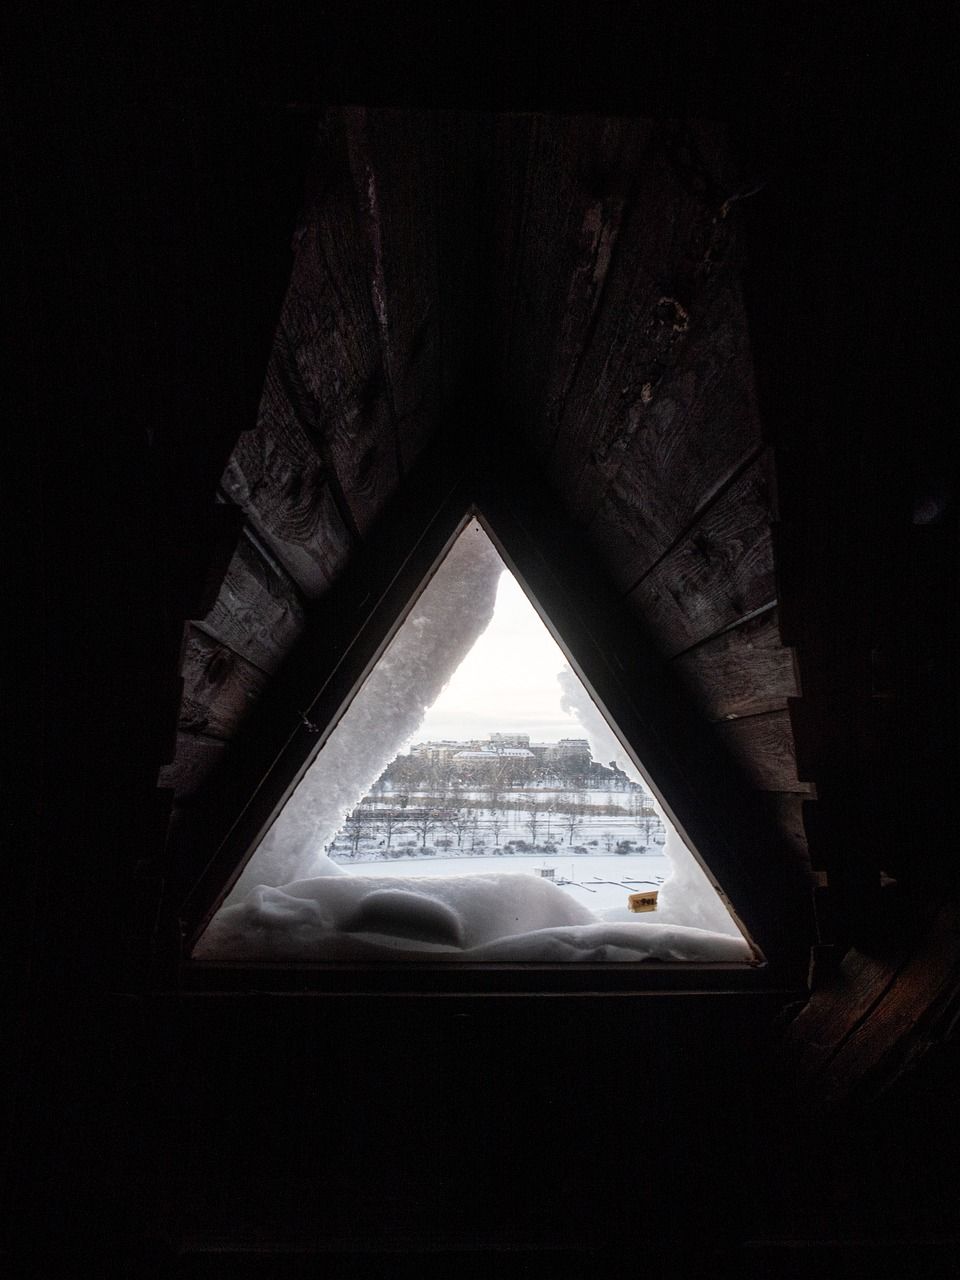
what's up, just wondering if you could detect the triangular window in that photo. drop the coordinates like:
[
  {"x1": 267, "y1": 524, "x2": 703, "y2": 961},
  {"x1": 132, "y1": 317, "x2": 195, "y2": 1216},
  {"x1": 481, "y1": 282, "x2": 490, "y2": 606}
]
[{"x1": 193, "y1": 519, "x2": 754, "y2": 964}]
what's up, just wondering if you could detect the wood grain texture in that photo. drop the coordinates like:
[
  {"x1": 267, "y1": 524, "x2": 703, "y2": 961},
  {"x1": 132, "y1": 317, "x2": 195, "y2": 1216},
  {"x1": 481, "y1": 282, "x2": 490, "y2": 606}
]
[
  {"x1": 624, "y1": 458, "x2": 776, "y2": 646},
  {"x1": 671, "y1": 608, "x2": 797, "y2": 721},
  {"x1": 198, "y1": 530, "x2": 306, "y2": 675},
  {"x1": 279, "y1": 115, "x2": 401, "y2": 533},
  {"x1": 778, "y1": 947, "x2": 902, "y2": 1088},
  {"x1": 541, "y1": 122, "x2": 761, "y2": 557},
  {"x1": 492, "y1": 114, "x2": 655, "y2": 458},
  {"x1": 158, "y1": 732, "x2": 227, "y2": 799},
  {"x1": 577, "y1": 279, "x2": 763, "y2": 586},
  {"x1": 543, "y1": 120, "x2": 708, "y2": 485},
  {"x1": 779, "y1": 901, "x2": 960, "y2": 1104},
  {"x1": 220, "y1": 415, "x2": 353, "y2": 600},
  {"x1": 346, "y1": 107, "x2": 442, "y2": 473},
  {"x1": 714, "y1": 709, "x2": 811, "y2": 793},
  {"x1": 177, "y1": 624, "x2": 269, "y2": 741}
]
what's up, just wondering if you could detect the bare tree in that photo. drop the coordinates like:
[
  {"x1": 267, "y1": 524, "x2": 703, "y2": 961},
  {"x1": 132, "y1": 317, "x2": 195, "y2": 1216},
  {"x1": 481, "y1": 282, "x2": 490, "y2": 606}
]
[
  {"x1": 411, "y1": 809, "x2": 437, "y2": 848},
  {"x1": 543, "y1": 797, "x2": 556, "y2": 841},
  {"x1": 523, "y1": 797, "x2": 541, "y2": 846},
  {"x1": 445, "y1": 805, "x2": 476, "y2": 849},
  {"x1": 561, "y1": 804, "x2": 582, "y2": 846},
  {"x1": 488, "y1": 811, "x2": 506, "y2": 846},
  {"x1": 376, "y1": 808, "x2": 405, "y2": 851},
  {"x1": 484, "y1": 766, "x2": 506, "y2": 815},
  {"x1": 344, "y1": 808, "x2": 374, "y2": 857}
]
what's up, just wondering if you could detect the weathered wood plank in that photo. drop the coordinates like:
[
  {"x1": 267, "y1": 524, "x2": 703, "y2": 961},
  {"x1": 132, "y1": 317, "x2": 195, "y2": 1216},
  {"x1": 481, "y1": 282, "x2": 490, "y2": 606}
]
[
  {"x1": 492, "y1": 114, "x2": 655, "y2": 458},
  {"x1": 545, "y1": 122, "x2": 760, "y2": 540},
  {"x1": 158, "y1": 732, "x2": 227, "y2": 799},
  {"x1": 671, "y1": 608, "x2": 797, "y2": 721},
  {"x1": 575, "y1": 281, "x2": 762, "y2": 585},
  {"x1": 197, "y1": 529, "x2": 306, "y2": 675},
  {"x1": 780, "y1": 901, "x2": 960, "y2": 1104},
  {"x1": 493, "y1": 114, "x2": 596, "y2": 447},
  {"x1": 346, "y1": 107, "x2": 442, "y2": 473},
  {"x1": 761, "y1": 792, "x2": 812, "y2": 867},
  {"x1": 279, "y1": 113, "x2": 401, "y2": 533},
  {"x1": 783, "y1": 947, "x2": 906, "y2": 1085},
  {"x1": 714, "y1": 709, "x2": 811, "y2": 793},
  {"x1": 624, "y1": 458, "x2": 776, "y2": 647},
  {"x1": 541, "y1": 119, "x2": 697, "y2": 478},
  {"x1": 177, "y1": 624, "x2": 269, "y2": 741},
  {"x1": 432, "y1": 109, "x2": 485, "y2": 415},
  {"x1": 220, "y1": 414, "x2": 353, "y2": 600}
]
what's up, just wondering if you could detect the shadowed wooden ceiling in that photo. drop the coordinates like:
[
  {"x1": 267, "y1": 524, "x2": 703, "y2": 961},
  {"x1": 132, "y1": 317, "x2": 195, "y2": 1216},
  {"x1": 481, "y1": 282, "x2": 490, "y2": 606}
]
[
  {"x1": 161, "y1": 108, "x2": 809, "y2": 893},
  {"x1": 15, "y1": 4, "x2": 960, "y2": 1268}
]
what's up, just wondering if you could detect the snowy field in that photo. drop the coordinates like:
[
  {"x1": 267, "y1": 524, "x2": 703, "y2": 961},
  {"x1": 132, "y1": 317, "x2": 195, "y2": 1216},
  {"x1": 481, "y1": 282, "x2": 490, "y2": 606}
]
[
  {"x1": 329, "y1": 788, "x2": 665, "y2": 861},
  {"x1": 347, "y1": 853, "x2": 668, "y2": 917}
]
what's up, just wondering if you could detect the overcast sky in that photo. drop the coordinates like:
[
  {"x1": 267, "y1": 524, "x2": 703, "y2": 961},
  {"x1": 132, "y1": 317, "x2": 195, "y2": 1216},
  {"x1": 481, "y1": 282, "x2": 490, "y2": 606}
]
[{"x1": 417, "y1": 568, "x2": 586, "y2": 743}]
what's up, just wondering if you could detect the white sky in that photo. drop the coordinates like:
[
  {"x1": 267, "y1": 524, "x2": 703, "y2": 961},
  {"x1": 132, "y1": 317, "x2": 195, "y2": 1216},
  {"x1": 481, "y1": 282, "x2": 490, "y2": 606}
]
[{"x1": 417, "y1": 567, "x2": 585, "y2": 742}]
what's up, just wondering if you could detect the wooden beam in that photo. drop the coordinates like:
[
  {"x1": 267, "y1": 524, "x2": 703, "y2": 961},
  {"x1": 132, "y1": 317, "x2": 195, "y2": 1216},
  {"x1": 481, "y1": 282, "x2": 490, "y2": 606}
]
[
  {"x1": 220, "y1": 441, "x2": 353, "y2": 600},
  {"x1": 158, "y1": 733, "x2": 227, "y2": 801},
  {"x1": 344, "y1": 107, "x2": 444, "y2": 474},
  {"x1": 714, "y1": 710, "x2": 811, "y2": 794},
  {"x1": 625, "y1": 456, "x2": 776, "y2": 651},
  {"x1": 491, "y1": 114, "x2": 654, "y2": 460},
  {"x1": 177, "y1": 625, "x2": 269, "y2": 741},
  {"x1": 197, "y1": 528, "x2": 307, "y2": 676},
  {"x1": 671, "y1": 608, "x2": 797, "y2": 722}
]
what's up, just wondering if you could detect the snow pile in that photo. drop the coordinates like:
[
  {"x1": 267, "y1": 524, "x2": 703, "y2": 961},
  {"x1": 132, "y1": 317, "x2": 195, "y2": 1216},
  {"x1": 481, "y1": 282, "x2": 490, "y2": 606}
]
[
  {"x1": 225, "y1": 522, "x2": 503, "y2": 901},
  {"x1": 194, "y1": 870, "x2": 754, "y2": 962},
  {"x1": 558, "y1": 667, "x2": 744, "y2": 939}
]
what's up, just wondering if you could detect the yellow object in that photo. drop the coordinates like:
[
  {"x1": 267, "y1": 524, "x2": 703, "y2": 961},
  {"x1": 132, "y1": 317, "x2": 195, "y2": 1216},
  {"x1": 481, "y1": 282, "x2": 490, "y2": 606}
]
[{"x1": 628, "y1": 890, "x2": 659, "y2": 913}]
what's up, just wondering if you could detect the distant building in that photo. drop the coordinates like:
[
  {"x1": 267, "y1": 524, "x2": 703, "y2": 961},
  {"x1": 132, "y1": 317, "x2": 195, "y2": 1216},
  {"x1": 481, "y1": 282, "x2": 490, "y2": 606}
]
[
  {"x1": 401, "y1": 735, "x2": 593, "y2": 781},
  {"x1": 538, "y1": 738, "x2": 591, "y2": 770},
  {"x1": 453, "y1": 747, "x2": 534, "y2": 769},
  {"x1": 409, "y1": 740, "x2": 465, "y2": 764}
]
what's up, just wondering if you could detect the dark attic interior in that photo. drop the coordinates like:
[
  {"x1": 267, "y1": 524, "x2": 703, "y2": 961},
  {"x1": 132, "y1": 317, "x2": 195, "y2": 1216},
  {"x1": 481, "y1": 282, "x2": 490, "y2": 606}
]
[{"x1": 12, "y1": 3, "x2": 959, "y2": 1276}]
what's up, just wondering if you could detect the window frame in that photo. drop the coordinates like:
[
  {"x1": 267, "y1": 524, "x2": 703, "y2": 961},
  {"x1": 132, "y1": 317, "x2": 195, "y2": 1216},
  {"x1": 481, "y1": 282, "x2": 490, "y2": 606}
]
[{"x1": 170, "y1": 459, "x2": 809, "y2": 995}]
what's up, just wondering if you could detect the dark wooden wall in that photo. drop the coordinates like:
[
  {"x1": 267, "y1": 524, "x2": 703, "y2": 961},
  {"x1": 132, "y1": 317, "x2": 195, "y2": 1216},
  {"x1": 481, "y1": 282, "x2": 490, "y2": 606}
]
[
  {"x1": 14, "y1": 2, "x2": 959, "y2": 1274},
  {"x1": 160, "y1": 108, "x2": 810, "y2": 944}
]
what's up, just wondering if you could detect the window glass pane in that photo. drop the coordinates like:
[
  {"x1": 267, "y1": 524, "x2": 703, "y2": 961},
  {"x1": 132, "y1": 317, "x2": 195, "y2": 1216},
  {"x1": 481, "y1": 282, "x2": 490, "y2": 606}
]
[{"x1": 194, "y1": 522, "x2": 753, "y2": 963}]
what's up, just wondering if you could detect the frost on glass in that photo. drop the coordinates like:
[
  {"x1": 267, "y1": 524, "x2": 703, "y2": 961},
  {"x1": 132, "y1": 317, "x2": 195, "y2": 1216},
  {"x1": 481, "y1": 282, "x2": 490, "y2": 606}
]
[{"x1": 194, "y1": 521, "x2": 754, "y2": 963}]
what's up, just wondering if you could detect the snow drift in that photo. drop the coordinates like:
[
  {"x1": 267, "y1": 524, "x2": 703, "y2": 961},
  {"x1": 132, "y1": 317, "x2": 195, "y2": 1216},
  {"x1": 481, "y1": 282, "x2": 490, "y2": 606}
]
[
  {"x1": 225, "y1": 521, "x2": 503, "y2": 902},
  {"x1": 194, "y1": 869, "x2": 755, "y2": 963}
]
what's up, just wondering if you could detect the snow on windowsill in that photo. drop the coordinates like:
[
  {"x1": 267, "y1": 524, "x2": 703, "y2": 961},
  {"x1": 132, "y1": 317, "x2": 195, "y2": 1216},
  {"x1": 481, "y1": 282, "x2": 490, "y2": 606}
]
[{"x1": 193, "y1": 860, "x2": 755, "y2": 964}]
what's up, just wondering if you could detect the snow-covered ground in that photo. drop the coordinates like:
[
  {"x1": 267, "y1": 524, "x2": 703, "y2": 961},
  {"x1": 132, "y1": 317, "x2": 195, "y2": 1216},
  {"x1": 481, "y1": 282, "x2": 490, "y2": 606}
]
[
  {"x1": 326, "y1": 786, "x2": 672, "y2": 917},
  {"x1": 329, "y1": 788, "x2": 666, "y2": 863}
]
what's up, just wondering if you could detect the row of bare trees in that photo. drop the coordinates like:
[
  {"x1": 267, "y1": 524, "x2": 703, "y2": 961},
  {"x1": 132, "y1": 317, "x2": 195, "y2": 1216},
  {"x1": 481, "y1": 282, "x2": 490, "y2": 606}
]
[
  {"x1": 335, "y1": 788, "x2": 664, "y2": 857},
  {"x1": 380, "y1": 752, "x2": 634, "y2": 797}
]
